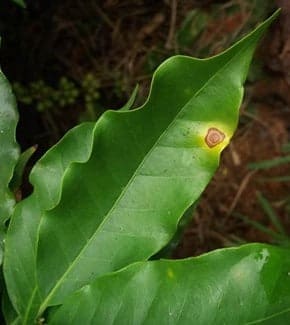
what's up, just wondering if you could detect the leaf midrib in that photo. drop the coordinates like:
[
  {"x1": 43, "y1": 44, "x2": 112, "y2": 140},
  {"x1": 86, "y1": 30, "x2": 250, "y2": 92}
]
[{"x1": 36, "y1": 40, "x2": 252, "y2": 317}]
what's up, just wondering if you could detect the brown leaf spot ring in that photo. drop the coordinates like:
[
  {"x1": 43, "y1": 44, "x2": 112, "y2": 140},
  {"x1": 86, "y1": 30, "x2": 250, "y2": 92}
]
[{"x1": 205, "y1": 127, "x2": 225, "y2": 148}]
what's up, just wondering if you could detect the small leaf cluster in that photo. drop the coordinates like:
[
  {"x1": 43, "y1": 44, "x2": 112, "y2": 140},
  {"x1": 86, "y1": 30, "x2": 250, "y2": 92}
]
[{"x1": 13, "y1": 74, "x2": 100, "y2": 117}]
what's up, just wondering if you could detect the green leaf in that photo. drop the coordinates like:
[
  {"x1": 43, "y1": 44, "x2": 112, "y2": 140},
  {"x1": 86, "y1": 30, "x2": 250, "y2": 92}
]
[
  {"x1": 9, "y1": 145, "x2": 37, "y2": 192},
  {"x1": 3, "y1": 11, "x2": 279, "y2": 323},
  {"x1": 2, "y1": 287, "x2": 18, "y2": 325},
  {"x1": 0, "y1": 68, "x2": 20, "y2": 229},
  {"x1": 119, "y1": 84, "x2": 139, "y2": 111},
  {"x1": 11, "y1": 0, "x2": 26, "y2": 8},
  {"x1": 257, "y1": 192, "x2": 286, "y2": 236},
  {"x1": 4, "y1": 122, "x2": 95, "y2": 323},
  {"x1": 177, "y1": 9, "x2": 208, "y2": 48},
  {"x1": 49, "y1": 244, "x2": 290, "y2": 325}
]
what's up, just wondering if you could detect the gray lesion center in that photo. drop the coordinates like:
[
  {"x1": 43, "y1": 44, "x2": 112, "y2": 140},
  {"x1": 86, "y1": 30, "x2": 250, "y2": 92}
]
[{"x1": 205, "y1": 127, "x2": 225, "y2": 148}]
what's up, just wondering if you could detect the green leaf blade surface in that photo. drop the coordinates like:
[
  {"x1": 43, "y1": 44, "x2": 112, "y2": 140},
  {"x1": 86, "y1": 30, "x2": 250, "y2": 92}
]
[
  {"x1": 0, "y1": 69, "x2": 20, "y2": 228},
  {"x1": 49, "y1": 243, "x2": 290, "y2": 325}
]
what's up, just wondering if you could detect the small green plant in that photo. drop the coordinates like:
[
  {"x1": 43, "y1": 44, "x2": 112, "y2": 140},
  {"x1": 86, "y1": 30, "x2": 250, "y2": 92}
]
[
  {"x1": 1, "y1": 10, "x2": 289, "y2": 325},
  {"x1": 177, "y1": 9, "x2": 208, "y2": 48},
  {"x1": 236, "y1": 146, "x2": 290, "y2": 246},
  {"x1": 13, "y1": 73, "x2": 102, "y2": 122},
  {"x1": 236, "y1": 191, "x2": 290, "y2": 247}
]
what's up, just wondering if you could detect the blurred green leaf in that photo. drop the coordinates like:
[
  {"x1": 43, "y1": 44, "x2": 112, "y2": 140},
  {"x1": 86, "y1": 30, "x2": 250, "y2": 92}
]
[
  {"x1": 177, "y1": 9, "x2": 208, "y2": 48},
  {"x1": 248, "y1": 155, "x2": 290, "y2": 170},
  {"x1": 282, "y1": 142, "x2": 290, "y2": 153},
  {"x1": 257, "y1": 192, "x2": 286, "y2": 236},
  {"x1": 11, "y1": 0, "x2": 26, "y2": 8},
  {"x1": 235, "y1": 212, "x2": 284, "y2": 242}
]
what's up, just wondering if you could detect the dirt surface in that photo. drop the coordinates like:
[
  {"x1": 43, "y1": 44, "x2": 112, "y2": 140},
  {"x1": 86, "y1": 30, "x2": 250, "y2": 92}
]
[{"x1": 1, "y1": 0, "x2": 290, "y2": 257}]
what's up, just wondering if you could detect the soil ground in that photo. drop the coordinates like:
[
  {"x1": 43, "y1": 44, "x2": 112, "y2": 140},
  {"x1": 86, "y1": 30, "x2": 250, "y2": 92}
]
[{"x1": 1, "y1": 0, "x2": 290, "y2": 257}]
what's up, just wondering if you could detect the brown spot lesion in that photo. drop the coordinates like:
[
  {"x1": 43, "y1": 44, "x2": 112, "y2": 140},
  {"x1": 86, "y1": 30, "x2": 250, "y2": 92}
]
[{"x1": 205, "y1": 127, "x2": 225, "y2": 148}]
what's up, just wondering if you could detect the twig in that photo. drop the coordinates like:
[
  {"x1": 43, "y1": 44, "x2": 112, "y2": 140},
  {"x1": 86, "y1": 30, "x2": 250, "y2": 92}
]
[
  {"x1": 92, "y1": 3, "x2": 115, "y2": 30},
  {"x1": 165, "y1": 0, "x2": 177, "y2": 50},
  {"x1": 226, "y1": 170, "x2": 257, "y2": 216}
]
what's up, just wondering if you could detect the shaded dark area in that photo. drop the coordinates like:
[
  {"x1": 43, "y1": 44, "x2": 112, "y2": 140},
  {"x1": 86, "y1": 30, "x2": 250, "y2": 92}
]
[{"x1": 1, "y1": 0, "x2": 290, "y2": 257}]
